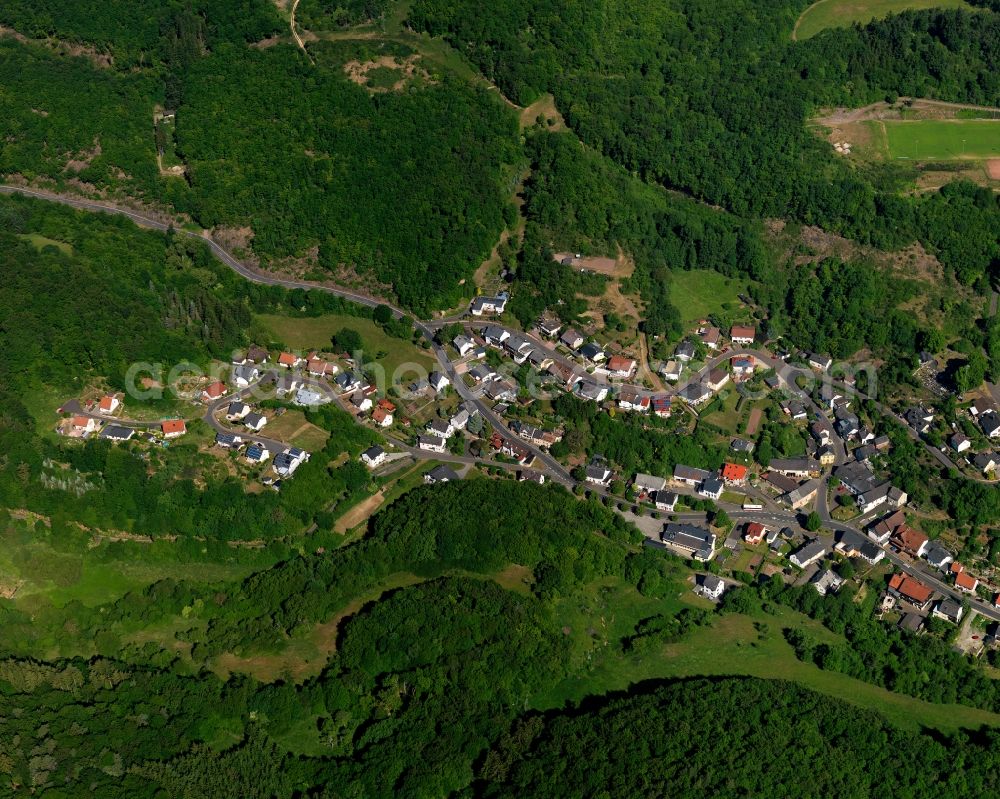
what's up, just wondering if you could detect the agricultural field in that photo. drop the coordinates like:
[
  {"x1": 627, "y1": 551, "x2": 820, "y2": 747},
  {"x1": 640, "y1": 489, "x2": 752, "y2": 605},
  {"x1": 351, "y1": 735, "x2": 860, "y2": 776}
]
[{"x1": 793, "y1": 0, "x2": 973, "y2": 40}]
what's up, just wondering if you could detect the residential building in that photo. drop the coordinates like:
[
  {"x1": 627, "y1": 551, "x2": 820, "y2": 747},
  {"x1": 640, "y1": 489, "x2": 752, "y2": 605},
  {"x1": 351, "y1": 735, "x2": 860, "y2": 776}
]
[
  {"x1": 784, "y1": 480, "x2": 819, "y2": 511},
  {"x1": 161, "y1": 419, "x2": 186, "y2": 439},
  {"x1": 677, "y1": 383, "x2": 713, "y2": 406},
  {"x1": 633, "y1": 473, "x2": 667, "y2": 495},
  {"x1": 661, "y1": 524, "x2": 716, "y2": 562},
  {"x1": 731, "y1": 438, "x2": 755, "y2": 454},
  {"x1": 453, "y1": 335, "x2": 475, "y2": 357},
  {"x1": 807, "y1": 353, "x2": 833, "y2": 372},
  {"x1": 769, "y1": 458, "x2": 819, "y2": 478},
  {"x1": 334, "y1": 372, "x2": 363, "y2": 393},
  {"x1": 810, "y1": 569, "x2": 844, "y2": 596},
  {"x1": 973, "y1": 452, "x2": 998, "y2": 474},
  {"x1": 721, "y1": 462, "x2": 748, "y2": 485},
  {"x1": 950, "y1": 432, "x2": 972, "y2": 453},
  {"x1": 351, "y1": 391, "x2": 373, "y2": 412},
  {"x1": 789, "y1": 540, "x2": 827, "y2": 569},
  {"x1": 226, "y1": 401, "x2": 250, "y2": 421},
  {"x1": 868, "y1": 508, "x2": 906, "y2": 546},
  {"x1": 244, "y1": 412, "x2": 267, "y2": 432},
  {"x1": 426, "y1": 418, "x2": 454, "y2": 439},
  {"x1": 618, "y1": 388, "x2": 649, "y2": 412},
  {"x1": 361, "y1": 445, "x2": 388, "y2": 468},
  {"x1": 890, "y1": 525, "x2": 928, "y2": 558},
  {"x1": 482, "y1": 325, "x2": 510, "y2": 347},
  {"x1": 274, "y1": 448, "x2": 309, "y2": 477},
  {"x1": 99, "y1": 425, "x2": 135, "y2": 442},
  {"x1": 231, "y1": 364, "x2": 259, "y2": 388},
  {"x1": 418, "y1": 435, "x2": 446, "y2": 453},
  {"x1": 924, "y1": 542, "x2": 954, "y2": 571},
  {"x1": 98, "y1": 395, "x2": 121, "y2": 415},
  {"x1": 528, "y1": 349, "x2": 553, "y2": 370},
  {"x1": 731, "y1": 356, "x2": 755, "y2": 379},
  {"x1": 276, "y1": 375, "x2": 301, "y2": 397},
  {"x1": 730, "y1": 325, "x2": 756, "y2": 345},
  {"x1": 834, "y1": 529, "x2": 885, "y2": 564},
  {"x1": 971, "y1": 398, "x2": 994, "y2": 417},
  {"x1": 579, "y1": 342, "x2": 606, "y2": 363},
  {"x1": 744, "y1": 522, "x2": 767, "y2": 545},
  {"x1": 294, "y1": 387, "x2": 328, "y2": 407},
  {"x1": 470, "y1": 292, "x2": 509, "y2": 316},
  {"x1": 607, "y1": 355, "x2": 637, "y2": 378},
  {"x1": 673, "y1": 464, "x2": 710, "y2": 486},
  {"x1": 215, "y1": 432, "x2": 243, "y2": 449},
  {"x1": 888, "y1": 573, "x2": 934, "y2": 608},
  {"x1": 536, "y1": 316, "x2": 562, "y2": 338},
  {"x1": 660, "y1": 360, "x2": 683, "y2": 382},
  {"x1": 699, "y1": 477, "x2": 724, "y2": 501},
  {"x1": 652, "y1": 490, "x2": 678, "y2": 512},
  {"x1": 424, "y1": 465, "x2": 460, "y2": 484},
  {"x1": 428, "y1": 371, "x2": 450, "y2": 392},
  {"x1": 202, "y1": 381, "x2": 226, "y2": 402},
  {"x1": 585, "y1": 465, "x2": 612, "y2": 486},
  {"x1": 652, "y1": 395, "x2": 672, "y2": 418},
  {"x1": 245, "y1": 444, "x2": 270, "y2": 464},
  {"x1": 705, "y1": 368, "x2": 730, "y2": 392},
  {"x1": 932, "y1": 597, "x2": 963, "y2": 624},
  {"x1": 577, "y1": 381, "x2": 609, "y2": 403},
  {"x1": 980, "y1": 411, "x2": 1000, "y2": 438},
  {"x1": 70, "y1": 416, "x2": 99, "y2": 435},
  {"x1": 518, "y1": 469, "x2": 546, "y2": 484},
  {"x1": 675, "y1": 341, "x2": 696, "y2": 362},
  {"x1": 698, "y1": 326, "x2": 721, "y2": 350},
  {"x1": 696, "y1": 573, "x2": 725, "y2": 600},
  {"x1": 277, "y1": 352, "x2": 301, "y2": 369},
  {"x1": 560, "y1": 329, "x2": 584, "y2": 350}
]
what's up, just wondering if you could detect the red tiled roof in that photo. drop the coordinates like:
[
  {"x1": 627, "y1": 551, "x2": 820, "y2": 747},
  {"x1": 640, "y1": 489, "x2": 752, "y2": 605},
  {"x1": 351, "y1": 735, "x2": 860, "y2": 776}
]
[
  {"x1": 203, "y1": 381, "x2": 225, "y2": 398},
  {"x1": 721, "y1": 463, "x2": 748, "y2": 482},
  {"x1": 71, "y1": 416, "x2": 90, "y2": 428},
  {"x1": 98, "y1": 395, "x2": 116, "y2": 411},
  {"x1": 161, "y1": 419, "x2": 186, "y2": 435},
  {"x1": 890, "y1": 525, "x2": 928, "y2": 555},
  {"x1": 888, "y1": 573, "x2": 933, "y2": 603},
  {"x1": 956, "y1": 571, "x2": 978, "y2": 591},
  {"x1": 378, "y1": 399, "x2": 397, "y2": 412},
  {"x1": 607, "y1": 355, "x2": 636, "y2": 372},
  {"x1": 372, "y1": 408, "x2": 390, "y2": 423},
  {"x1": 731, "y1": 325, "x2": 756, "y2": 339},
  {"x1": 278, "y1": 352, "x2": 297, "y2": 366}
]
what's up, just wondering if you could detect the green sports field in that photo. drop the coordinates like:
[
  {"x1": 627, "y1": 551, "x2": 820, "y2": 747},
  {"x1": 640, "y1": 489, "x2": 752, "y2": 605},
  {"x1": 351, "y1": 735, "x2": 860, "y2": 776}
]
[
  {"x1": 794, "y1": 0, "x2": 973, "y2": 40},
  {"x1": 875, "y1": 119, "x2": 1000, "y2": 160}
]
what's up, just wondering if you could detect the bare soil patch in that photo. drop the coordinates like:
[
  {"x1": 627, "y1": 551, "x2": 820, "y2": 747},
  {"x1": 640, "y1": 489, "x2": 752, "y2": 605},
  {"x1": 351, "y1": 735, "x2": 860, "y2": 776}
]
[
  {"x1": 65, "y1": 137, "x2": 102, "y2": 173},
  {"x1": 0, "y1": 26, "x2": 112, "y2": 68},
  {"x1": 335, "y1": 490, "x2": 385, "y2": 534},
  {"x1": 520, "y1": 93, "x2": 566, "y2": 131},
  {"x1": 343, "y1": 54, "x2": 431, "y2": 93},
  {"x1": 988, "y1": 159, "x2": 1000, "y2": 180}
]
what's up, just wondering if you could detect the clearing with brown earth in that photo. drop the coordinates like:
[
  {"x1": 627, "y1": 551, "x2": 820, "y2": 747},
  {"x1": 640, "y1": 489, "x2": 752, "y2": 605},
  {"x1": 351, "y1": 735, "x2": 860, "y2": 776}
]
[
  {"x1": 343, "y1": 54, "x2": 431, "y2": 93},
  {"x1": 335, "y1": 489, "x2": 386, "y2": 533},
  {"x1": 519, "y1": 93, "x2": 566, "y2": 131},
  {"x1": 989, "y1": 159, "x2": 1000, "y2": 180}
]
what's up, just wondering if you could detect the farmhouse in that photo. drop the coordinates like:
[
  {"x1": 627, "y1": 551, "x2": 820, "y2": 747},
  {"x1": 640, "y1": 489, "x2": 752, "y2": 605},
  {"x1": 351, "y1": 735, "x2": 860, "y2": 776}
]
[
  {"x1": 633, "y1": 473, "x2": 667, "y2": 496},
  {"x1": 673, "y1": 464, "x2": 710, "y2": 487}
]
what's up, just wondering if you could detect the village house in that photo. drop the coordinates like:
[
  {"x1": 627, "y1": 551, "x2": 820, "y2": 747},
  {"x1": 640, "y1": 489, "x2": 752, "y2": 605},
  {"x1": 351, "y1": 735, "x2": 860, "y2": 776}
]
[
  {"x1": 245, "y1": 444, "x2": 270, "y2": 464},
  {"x1": 161, "y1": 419, "x2": 186, "y2": 439},
  {"x1": 202, "y1": 381, "x2": 227, "y2": 402},
  {"x1": 834, "y1": 529, "x2": 885, "y2": 565},
  {"x1": 277, "y1": 352, "x2": 302, "y2": 369},
  {"x1": 698, "y1": 326, "x2": 721, "y2": 350},
  {"x1": 781, "y1": 400, "x2": 808, "y2": 422},
  {"x1": 677, "y1": 382, "x2": 713, "y2": 406},
  {"x1": 449, "y1": 408, "x2": 471, "y2": 431},
  {"x1": 890, "y1": 524, "x2": 929, "y2": 558},
  {"x1": 579, "y1": 342, "x2": 606, "y2": 363},
  {"x1": 696, "y1": 573, "x2": 726, "y2": 600},
  {"x1": 806, "y1": 353, "x2": 833, "y2": 372},
  {"x1": 769, "y1": 458, "x2": 820, "y2": 479},
  {"x1": 294, "y1": 387, "x2": 328, "y2": 407},
  {"x1": 730, "y1": 325, "x2": 756, "y2": 345},
  {"x1": 577, "y1": 381, "x2": 609, "y2": 403},
  {"x1": 334, "y1": 371, "x2": 363, "y2": 393},
  {"x1": 731, "y1": 438, "x2": 755, "y2": 454},
  {"x1": 560, "y1": 328, "x2": 584, "y2": 350},
  {"x1": 973, "y1": 452, "x2": 998, "y2": 475},
  {"x1": 276, "y1": 374, "x2": 302, "y2": 397},
  {"x1": 633, "y1": 473, "x2": 667, "y2": 496},
  {"x1": 482, "y1": 325, "x2": 510, "y2": 347},
  {"x1": 453, "y1": 335, "x2": 475, "y2": 357},
  {"x1": 500, "y1": 439, "x2": 533, "y2": 465},
  {"x1": 528, "y1": 349, "x2": 553, "y2": 370},
  {"x1": 231, "y1": 364, "x2": 259, "y2": 388},
  {"x1": 428, "y1": 371, "x2": 451, "y2": 393},
  {"x1": 536, "y1": 315, "x2": 562, "y2": 338},
  {"x1": 585, "y1": 465, "x2": 613, "y2": 486},
  {"x1": 652, "y1": 396, "x2": 672, "y2": 418},
  {"x1": 698, "y1": 476, "x2": 724, "y2": 501},
  {"x1": 888, "y1": 573, "x2": 933, "y2": 609},
  {"x1": 731, "y1": 356, "x2": 755, "y2": 380},
  {"x1": 868, "y1": 508, "x2": 906, "y2": 545},
  {"x1": 981, "y1": 412, "x2": 1000, "y2": 439},
  {"x1": 226, "y1": 401, "x2": 250, "y2": 421},
  {"x1": 244, "y1": 412, "x2": 267, "y2": 432},
  {"x1": 485, "y1": 379, "x2": 518, "y2": 402},
  {"x1": 810, "y1": 569, "x2": 844, "y2": 596},
  {"x1": 246, "y1": 345, "x2": 269, "y2": 364},
  {"x1": 789, "y1": 540, "x2": 827, "y2": 569},
  {"x1": 215, "y1": 432, "x2": 243, "y2": 449},
  {"x1": 950, "y1": 432, "x2": 971, "y2": 453},
  {"x1": 518, "y1": 469, "x2": 546, "y2": 484},
  {"x1": 971, "y1": 397, "x2": 994, "y2": 417},
  {"x1": 661, "y1": 524, "x2": 716, "y2": 562},
  {"x1": 427, "y1": 418, "x2": 454, "y2": 439},
  {"x1": 351, "y1": 391, "x2": 373, "y2": 412},
  {"x1": 307, "y1": 357, "x2": 336, "y2": 378},
  {"x1": 932, "y1": 597, "x2": 963, "y2": 624},
  {"x1": 504, "y1": 335, "x2": 534, "y2": 363},
  {"x1": 607, "y1": 355, "x2": 637, "y2": 379},
  {"x1": 784, "y1": 480, "x2": 819, "y2": 510},
  {"x1": 705, "y1": 368, "x2": 730, "y2": 393},
  {"x1": 98, "y1": 395, "x2": 121, "y2": 415},
  {"x1": 424, "y1": 465, "x2": 461, "y2": 484},
  {"x1": 673, "y1": 464, "x2": 710, "y2": 487},
  {"x1": 721, "y1": 462, "x2": 748, "y2": 485},
  {"x1": 818, "y1": 446, "x2": 836, "y2": 466},
  {"x1": 274, "y1": 447, "x2": 309, "y2": 477},
  {"x1": 744, "y1": 522, "x2": 767, "y2": 545},
  {"x1": 675, "y1": 340, "x2": 696, "y2": 362},
  {"x1": 951, "y1": 563, "x2": 979, "y2": 594},
  {"x1": 361, "y1": 445, "x2": 388, "y2": 468},
  {"x1": 70, "y1": 416, "x2": 99, "y2": 436},
  {"x1": 618, "y1": 388, "x2": 650, "y2": 412},
  {"x1": 372, "y1": 407, "x2": 393, "y2": 427},
  {"x1": 652, "y1": 490, "x2": 678, "y2": 512},
  {"x1": 418, "y1": 435, "x2": 446, "y2": 454},
  {"x1": 100, "y1": 425, "x2": 135, "y2": 442},
  {"x1": 924, "y1": 542, "x2": 954, "y2": 571},
  {"x1": 660, "y1": 360, "x2": 683, "y2": 382},
  {"x1": 470, "y1": 292, "x2": 509, "y2": 316}
]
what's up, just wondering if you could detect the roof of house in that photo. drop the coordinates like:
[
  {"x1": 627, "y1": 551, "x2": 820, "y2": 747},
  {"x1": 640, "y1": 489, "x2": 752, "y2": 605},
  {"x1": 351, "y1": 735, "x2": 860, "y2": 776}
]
[
  {"x1": 607, "y1": 355, "x2": 635, "y2": 372},
  {"x1": 674, "y1": 464, "x2": 710, "y2": 482},
  {"x1": 891, "y1": 525, "x2": 928, "y2": 554},
  {"x1": 701, "y1": 476, "x2": 724, "y2": 494},
  {"x1": 426, "y1": 465, "x2": 460, "y2": 483},
  {"x1": 100, "y1": 424, "x2": 134, "y2": 440},
  {"x1": 161, "y1": 419, "x2": 186, "y2": 435},
  {"x1": 935, "y1": 597, "x2": 963, "y2": 619},
  {"x1": 98, "y1": 395, "x2": 117, "y2": 411},
  {"x1": 956, "y1": 570, "x2": 978, "y2": 591},
  {"x1": 721, "y1": 463, "x2": 748, "y2": 482},
  {"x1": 362, "y1": 445, "x2": 385, "y2": 460},
  {"x1": 730, "y1": 325, "x2": 756, "y2": 339},
  {"x1": 278, "y1": 352, "x2": 298, "y2": 365},
  {"x1": 888, "y1": 573, "x2": 933, "y2": 603},
  {"x1": 745, "y1": 522, "x2": 766, "y2": 538},
  {"x1": 203, "y1": 381, "x2": 226, "y2": 397}
]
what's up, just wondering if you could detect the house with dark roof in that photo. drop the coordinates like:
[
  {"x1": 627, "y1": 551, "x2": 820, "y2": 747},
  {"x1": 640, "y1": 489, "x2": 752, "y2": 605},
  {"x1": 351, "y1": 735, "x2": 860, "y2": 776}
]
[
  {"x1": 585, "y1": 465, "x2": 612, "y2": 486},
  {"x1": 789, "y1": 540, "x2": 827, "y2": 569},
  {"x1": 361, "y1": 446, "x2": 387, "y2": 468},
  {"x1": 100, "y1": 425, "x2": 135, "y2": 442},
  {"x1": 424, "y1": 465, "x2": 460, "y2": 484},
  {"x1": 695, "y1": 573, "x2": 725, "y2": 600},
  {"x1": 662, "y1": 524, "x2": 716, "y2": 562},
  {"x1": 673, "y1": 464, "x2": 710, "y2": 486},
  {"x1": 932, "y1": 597, "x2": 963, "y2": 624},
  {"x1": 835, "y1": 529, "x2": 885, "y2": 564}
]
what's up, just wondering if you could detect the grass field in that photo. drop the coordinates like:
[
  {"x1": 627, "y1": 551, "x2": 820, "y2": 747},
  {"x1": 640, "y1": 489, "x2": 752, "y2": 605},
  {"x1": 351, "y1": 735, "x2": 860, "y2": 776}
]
[
  {"x1": 668, "y1": 270, "x2": 750, "y2": 326},
  {"x1": 17, "y1": 233, "x2": 73, "y2": 255},
  {"x1": 255, "y1": 312, "x2": 436, "y2": 378},
  {"x1": 540, "y1": 589, "x2": 1000, "y2": 733},
  {"x1": 262, "y1": 409, "x2": 330, "y2": 452},
  {"x1": 876, "y1": 119, "x2": 1000, "y2": 160},
  {"x1": 794, "y1": 0, "x2": 973, "y2": 40}
]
